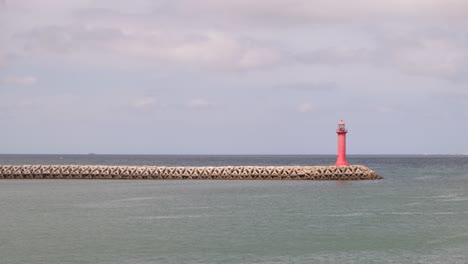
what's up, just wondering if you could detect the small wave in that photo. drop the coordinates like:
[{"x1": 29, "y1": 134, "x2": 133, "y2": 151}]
[
  {"x1": 325, "y1": 212, "x2": 374, "y2": 217},
  {"x1": 431, "y1": 194, "x2": 458, "y2": 198},
  {"x1": 432, "y1": 212, "x2": 457, "y2": 215},
  {"x1": 77, "y1": 203, "x2": 149, "y2": 209},
  {"x1": 427, "y1": 193, "x2": 468, "y2": 202},
  {"x1": 77, "y1": 197, "x2": 171, "y2": 208},
  {"x1": 427, "y1": 233, "x2": 468, "y2": 245},
  {"x1": 402, "y1": 202, "x2": 422, "y2": 207},
  {"x1": 428, "y1": 193, "x2": 468, "y2": 202},
  {"x1": 115, "y1": 196, "x2": 165, "y2": 202},
  {"x1": 441, "y1": 197, "x2": 468, "y2": 202},
  {"x1": 249, "y1": 195, "x2": 280, "y2": 198},
  {"x1": 175, "y1": 206, "x2": 213, "y2": 210},
  {"x1": 414, "y1": 175, "x2": 438, "y2": 180},
  {"x1": 384, "y1": 212, "x2": 419, "y2": 215},
  {"x1": 383, "y1": 211, "x2": 458, "y2": 216},
  {"x1": 132, "y1": 215, "x2": 210, "y2": 220}
]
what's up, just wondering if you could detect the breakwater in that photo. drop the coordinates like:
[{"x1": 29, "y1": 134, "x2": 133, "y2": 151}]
[{"x1": 0, "y1": 165, "x2": 382, "y2": 180}]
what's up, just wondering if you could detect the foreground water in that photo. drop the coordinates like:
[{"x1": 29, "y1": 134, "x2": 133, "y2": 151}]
[{"x1": 0, "y1": 155, "x2": 467, "y2": 264}]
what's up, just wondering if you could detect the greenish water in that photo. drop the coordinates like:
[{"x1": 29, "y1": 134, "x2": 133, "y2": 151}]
[{"x1": 0, "y1": 155, "x2": 467, "y2": 263}]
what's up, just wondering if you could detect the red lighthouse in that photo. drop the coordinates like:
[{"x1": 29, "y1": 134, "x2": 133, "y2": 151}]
[{"x1": 335, "y1": 120, "x2": 350, "y2": 166}]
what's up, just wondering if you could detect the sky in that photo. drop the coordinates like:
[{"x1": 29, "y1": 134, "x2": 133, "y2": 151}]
[{"x1": 1, "y1": 0, "x2": 468, "y2": 155}]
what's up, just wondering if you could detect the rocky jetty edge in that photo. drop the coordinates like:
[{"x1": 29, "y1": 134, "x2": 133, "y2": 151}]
[{"x1": 0, "y1": 165, "x2": 383, "y2": 180}]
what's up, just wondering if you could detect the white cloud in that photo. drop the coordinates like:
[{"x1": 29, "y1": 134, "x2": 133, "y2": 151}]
[
  {"x1": 137, "y1": 31, "x2": 279, "y2": 69},
  {"x1": 130, "y1": 97, "x2": 157, "y2": 109},
  {"x1": 376, "y1": 106, "x2": 396, "y2": 113},
  {"x1": 297, "y1": 103, "x2": 315, "y2": 113},
  {"x1": 187, "y1": 99, "x2": 217, "y2": 109},
  {"x1": 15, "y1": 100, "x2": 34, "y2": 108},
  {"x1": 17, "y1": 25, "x2": 280, "y2": 69},
  {"x1": 1, "y1": 75, "x2": 37, "y2": 86},
  {"x1": 239, "y1": 48, "x2": 280, "y2": 68}
]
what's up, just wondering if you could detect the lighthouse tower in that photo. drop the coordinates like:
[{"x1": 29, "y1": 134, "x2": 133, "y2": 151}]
[{"x1": 335, "y1": 120, "x2": 350, "y2": 166}]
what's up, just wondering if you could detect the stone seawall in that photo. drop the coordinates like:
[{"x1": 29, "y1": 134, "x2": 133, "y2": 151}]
[{"x1": 0, "y1": 165, "x2": 382, "y2": 180}]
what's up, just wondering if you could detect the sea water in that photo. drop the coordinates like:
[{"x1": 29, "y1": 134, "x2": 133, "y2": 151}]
[{"x1": 0, "y1": 155, "x2": 467, "y2": 264}]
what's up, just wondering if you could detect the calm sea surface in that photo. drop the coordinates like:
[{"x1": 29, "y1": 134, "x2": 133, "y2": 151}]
[{"x1": 1, "y1": 155, "x2": 467, "y2": 264}]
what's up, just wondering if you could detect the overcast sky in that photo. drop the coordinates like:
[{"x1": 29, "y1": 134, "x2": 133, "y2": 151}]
[{"x1": 1, "y1": 0, "x2": 467, "y2": 154}]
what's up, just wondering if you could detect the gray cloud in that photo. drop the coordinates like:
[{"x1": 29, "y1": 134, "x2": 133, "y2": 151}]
[
  {"x1": 293, "y1": 29, "x2": 468, "y2": 81},
  {"x1": 383, "y1": 33, "x2": 468, "y2": 80},
  {"x1": 169, "y1": 0, "x2": 468, "y2": 29},
  {"x1": 295, "y1": 48, "x2": 374, "y2": 66}
]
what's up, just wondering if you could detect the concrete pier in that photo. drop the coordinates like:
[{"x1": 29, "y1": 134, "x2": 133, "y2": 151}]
[{"x1": 0, "y1": 165, "x2": 382, "y2": 180}]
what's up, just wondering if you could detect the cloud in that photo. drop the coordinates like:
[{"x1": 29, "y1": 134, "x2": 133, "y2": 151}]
[
  {"x1": 187, "y1": 99, "x2": 218, "y2": 109},
  {"x1": 274, "y1": 82, "x2": 338, "y2": 92},
  {"x1": 7, "y1": 0, "x2": 468, "y2": 21},
  {"x1": 1, "y1": 75, "x2": 37, "y2": 86},
  {"x1": 173, "y1": 0, "x2": 468, "y2": 28},
  {"x1": 376, "y1": 106, "x2": 396, "y2": 113},
  {"x1": 297, "y1": 103, "x2": 315, "y2": 113},
  {"x1": 388, "y1": 38, "x2": 468, "y2": 79},
  {"x1": 1, "y1": 0, "x2": 468, "y2": 155},
  {"x1": 17, "y1": 24, "x2": 280, "y2": 69},
  {"x1": 294, "y1": 31, "x2": 468, "y2": 80},
  {"x1": 142, "y1": 31, "x2": 280, "y2": 69},
  {"x1": 296, "y1": 48, "x2": 373, "y2": 66},
  {"x1": 6, "y1": 0, "x2": 467, "y2": 77},
  {"x1": 15, "y1": 100, "x2": 34, "y2": 108},
  {"x1": 129, "y1": 97, "x2": 157, "y2": 109}
]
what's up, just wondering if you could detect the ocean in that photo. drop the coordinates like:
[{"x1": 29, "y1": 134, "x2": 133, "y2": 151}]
[{"x1": 0, "y1": 155, "x2": 467, "y2": 264}]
